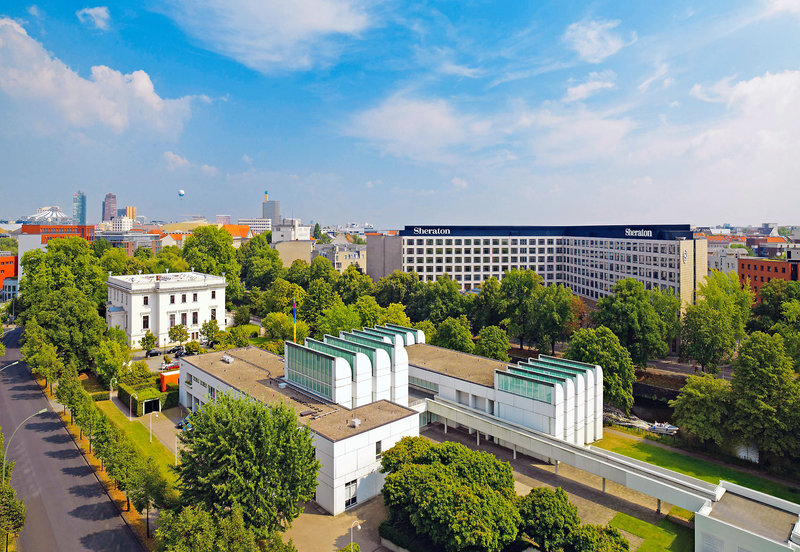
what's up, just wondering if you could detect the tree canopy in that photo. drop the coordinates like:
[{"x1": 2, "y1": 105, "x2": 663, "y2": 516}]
[
  {"x1": 474, "y1": 325, "x2": 510, "y2": 361},
  {"x1": 518, "y1": 487, "x2": 580, "y2": 552},
  {"x1": 431, "y1": 315, "x2": 475, "y2": 354},
  {"x1": 177, "y1": 395, "x2": 319, "y2": 537}
]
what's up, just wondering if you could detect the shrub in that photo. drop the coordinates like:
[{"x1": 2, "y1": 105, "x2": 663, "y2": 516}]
[{"x1": 90, "y1": 390, "x2": 110, "y2": 402}]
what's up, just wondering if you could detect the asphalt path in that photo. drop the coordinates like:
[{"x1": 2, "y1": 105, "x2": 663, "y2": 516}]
[{"x1": 1, "y1": 327, "x2": 143, "y2": 552}]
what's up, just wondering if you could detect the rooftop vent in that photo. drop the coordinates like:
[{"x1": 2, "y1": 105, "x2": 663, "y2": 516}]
[
  {"x1": 349, "y1": 418, "x2": 361, "y2": 428},
  {"x1": 221, "y1": 355, "x2": 234, "y2": 364},
  {"x1": 278, "y1": 382, "x2": 287, "y2": 389}
]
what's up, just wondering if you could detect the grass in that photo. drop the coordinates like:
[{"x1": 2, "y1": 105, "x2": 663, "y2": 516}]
[
  {"x1": 80, "y1": 372, "x2": 106, "y2": 393},
  {"x1": 239, "y1": 323, "x2": 260, "y2": 336},
  {"x1": 595, "y1": 431, "x2": 800, "y2": 504},
  {"x1": 609, "y1": 513, "x2": 693, "y2": 552},
  {"x1": 96, "y1": 400, "x2": 179, "y2": 491}
]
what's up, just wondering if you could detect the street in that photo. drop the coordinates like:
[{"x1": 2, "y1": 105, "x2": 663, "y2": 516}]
[{"x1": 0, "y1": 327, "x2": 142, "y2": 552}]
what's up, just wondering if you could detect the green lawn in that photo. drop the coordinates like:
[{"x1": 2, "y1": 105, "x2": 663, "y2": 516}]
[
  {"x1": 609, "y1": 513, "x2": 693, "y2": 552},
  {"x1": 80, "y1": 373, "x2": 106, "y2": 393},
  {"x1": 595, "y1": 431, "x2": 800, "y2": 504},
  {"x1": 97, "y1": 400, "x2": 179, "y2": 492}
]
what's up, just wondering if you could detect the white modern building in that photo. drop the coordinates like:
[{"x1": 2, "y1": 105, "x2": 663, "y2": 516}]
[
  {"x1": 1, "y1": 277, "x2": 17, "y2": 302},
  {"x1": 273, "y1": 218, "x2": 312, "y2": 243},
  {"x1": 368, "y1": 225, "x2": 708, "y2": 306},
  {"x1": 106, "y1": 272, "x2": 226, "y2": 347},
  {"x1": 178, "y1": 346, "x2": 419, "y2": 515},
  {"x1": 237, "y1": 218, "x2": 272, "y2": 236}
]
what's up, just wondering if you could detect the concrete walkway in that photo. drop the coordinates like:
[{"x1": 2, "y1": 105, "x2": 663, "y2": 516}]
[{"x1": 108, "y1": 394, "x2": 185, "y2": 457}]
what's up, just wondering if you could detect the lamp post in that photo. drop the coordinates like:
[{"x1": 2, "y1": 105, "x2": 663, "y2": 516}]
[
  {"x1": 350, "y1": 520, "x2": 361, "y2": 551},
  {"x1": 109, "y1": 377, "x2": 117, "y2": 402},
  {"x1": 3, "y1": 408, "x2": 47, "y2": 488},
  {"x1": 0, "y1": 361, "x2": 19, "y2": 374}
]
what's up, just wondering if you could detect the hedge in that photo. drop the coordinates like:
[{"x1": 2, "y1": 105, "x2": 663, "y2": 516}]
[
  {"x1": 119, "y1": 382, "x2": 180, "y2": 417},
  {"x1": 90, "y1": 390, "x2": 110, "y2": 402},
  {"x1": 378, "y1": 521, "x2": 439, "y2": 552}
]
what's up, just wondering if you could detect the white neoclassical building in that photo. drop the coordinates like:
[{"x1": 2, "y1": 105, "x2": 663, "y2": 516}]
[{"x1": 106, "y1": 272, "x2": 226, "y2": 347}]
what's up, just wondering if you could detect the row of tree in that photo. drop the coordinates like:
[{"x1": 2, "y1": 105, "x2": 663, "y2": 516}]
[
  {"x1": 380, "y1": 437, "x2": 628, "y2": 552},
  {"x1": 0, "y1": 429, "x2": 26, "y2": 547}
]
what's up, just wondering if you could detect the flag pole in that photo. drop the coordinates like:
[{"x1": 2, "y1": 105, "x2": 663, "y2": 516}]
[{"x1": 293, "y1": 297, "x2": 297, "y2": 343}]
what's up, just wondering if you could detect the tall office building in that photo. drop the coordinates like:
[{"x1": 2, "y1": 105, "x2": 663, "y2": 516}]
[
  {"x1": 125, "y1": 205, "x2": 137, "y2": 221},
  {"x1": 102, "y1": 193, "x2": 117, "y2": 222},
  {"x1": 261, "y1": 191, "x2": 280, "y2": 228},
  {"x1": 73, "y1": 190, "x2": 86, "y2": 225}
]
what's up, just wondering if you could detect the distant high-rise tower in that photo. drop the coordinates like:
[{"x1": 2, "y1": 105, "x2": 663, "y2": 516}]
[
  {"x1": 261, "y1": 190, "x2": 280, "y2": 228},
  {"x1": 73, "y1": 190, "x2": 86, "y2": 225},
  {"x1": 125, "y1": 206, "x2": 137, "y2": 221},
  {"x1": 216, "y1": 215, "x2": 231, "y2": 225},
  {"x1": 102, "y1": 193, "x2": 117, "y2": 222}
]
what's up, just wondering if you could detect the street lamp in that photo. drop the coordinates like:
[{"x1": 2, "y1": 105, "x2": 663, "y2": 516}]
[
  {"x1": 0, "y1": 361, "x2": 19, "y2": 374},
  {"x1": 109, "y1": 377, "x2": 117, "y2": 402},
  {"x1": 129, "y1": 392, "x2": 138, "y2": 422},
  {"x1": 2, "y1": 408, "x2": 47, "y2": 488},
  {"x1": 350, "y1": 520, "x2": 361, "y2": 551}
]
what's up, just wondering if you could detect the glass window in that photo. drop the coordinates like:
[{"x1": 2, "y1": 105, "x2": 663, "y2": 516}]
[
  {"x1": 376, "y1": 441, "x2": 382, "y2": 460},
  {"x1": 210, "y1": 308, "x2": 216, "y2": 321},
  {"x1": 193, "y1": 293, "x2": 198, "y2": 302},
  {"x1": 181, "y1": 312, "x2": 187, "y2": 325},
  {"x1": 143, "y1": 296, "x2": 149, "y2": 306},
  {"x1": 211, "y1": 290, "x2": 216, "y2": 299},
  {"x1": 170, "y1": 314, "x2": 176, "y2": 327},
  {"x1": 170, "y1": 295, "x2": 175, "y2": 304},
  {"x1": 192, "y1": 311, "x2": 198, "y2": 325},
  {"x1": 182, "y1": 294, "x2": 187, "y2": 303},
  {"x1": 142, "y1": 315, "x2": 149, "y2": 330},
  {"x1": 345, "y1": 480, "x2": 358, "y2": 508}
]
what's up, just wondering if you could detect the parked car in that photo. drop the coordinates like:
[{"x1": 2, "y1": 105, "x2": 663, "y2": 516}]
[
  {"x1": 167, "y1": 345, "x2": 184, "y2": 354},
  {"x1": 145, "y1": 349, "x2": 161, "y2": 358},
  {"x1": 176, "y1": 415, "x2": 192, "y2": 430},
  {"x1": 175, "y1": 349, "x2": 195, "y2": 358}
]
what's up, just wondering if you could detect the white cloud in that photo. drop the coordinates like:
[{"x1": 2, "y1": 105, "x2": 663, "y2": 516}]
[
  {"x1": 365, "y1": 180, "x2": 381, "y2": 188},
  {"x1": 564, "y1": 71, "x2": 615, "y2": 102},
  {"x1": 451, "y1": 177, "x2": 468, "y2": 189},
  {"x1": 201, "y1": 164, "x2": 218, "y2": 176},
  {"x1": 766, "y1": 0, "x2": 800, "y2": 16},
  {"x1": 347, "y1": 94, "x2": 492, "y2": 164},
  {"x1": 164, "y1": 151, "x2": 190, "y2": 169},
  {"x1": 439, "y1": 61, "x2": 482, "y2": 78},
  {"x1": 0, "y1": 18, "x2": 197, "y2": 135},
  {"x1": 76, "y1": 7, "x2": 110, "y2": 31},
  {"x1": 563, "y1": 19, "x2": 633, "y2": 63},
  {"x1": 638, "y1": 64, "x2": 669, "y2": 93},
  {"x1": 242, "y1": 154, "x2": 252, "y2": 164},
  {"x1": 27, "y1": 5, "x2": 43, "y2": 19},
  {"x1": 162, "y1": 0, "x2": 372, "y2": 72}
]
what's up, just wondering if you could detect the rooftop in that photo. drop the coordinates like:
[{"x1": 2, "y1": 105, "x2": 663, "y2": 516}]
[
  {"x1": 182, "y1": 347, "x2": 417, "y2": 442},
  {"x1": 709, "y1": 491, "x2": 798, "y2": 544},
  {"x1": 406, "y1": 343, "x2": 508, "y2": 387},
  {"x1": 107, "y1": 271, "x2": 226, "y2": 288}
]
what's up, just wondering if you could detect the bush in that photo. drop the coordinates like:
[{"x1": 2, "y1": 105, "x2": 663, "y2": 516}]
[
  {"x1": 90, "y1": 390, "x2": 110, "y2": 402},
  {"x1": 185, "y1": 340, "x2": 201, "y2": 354},
  {"x1": 378, "y1": 521, "x2": 438, "y2": 552},
  {"x1": 338, "y1": 545, "x2": 360, "y2": 552}
]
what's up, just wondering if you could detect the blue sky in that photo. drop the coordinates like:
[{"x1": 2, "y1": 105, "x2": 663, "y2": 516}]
[{"x1": 1, "y1": 1, "x2": 800, "y2": 228}]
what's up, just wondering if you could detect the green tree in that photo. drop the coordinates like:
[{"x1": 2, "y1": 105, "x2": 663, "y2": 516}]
[
  {"x1": 299, "y1": 279, "x2": 340, "y2": 332},
  {"x1": 168, "y1": 324, "x2": 189, "y2": 347},
  {"x1": 149, "y1": 246, "x2": 190, "y2": 274},
  {"x1": 406, "y1": 275, "x2": 465, "y2": 324},
  {"x1": 252, "y1": 278, "x2": 305, "y2": 317},
  {"x1": 566, "y1": 327, "x2": 635, "y2": 414},
  {"x1": 140, "y1": 330, "x2": 156, "y2": 352},
  {"x1": 238, "y1": 233, "x2": 284, "y2": 290},
  {"x1": 518, "y1": 487, "x2": 580, "y2": 552},
  {"x1": 182, "y1": 226, "x2": 243, "y2": 302},
  {"x1": 334, "y1": 266, "x2": 373, "y2": 305},
  {"x1": 353, "y1": 295, "x2": 383, "y2": 327},
  {"x1": 751, "y1": 280, "x2": 800, "y2": 332},
  {"x1": 130, "y1": 457, "x2": 167, "y2": 538},
  {"x1": 284, "y1": 260, "x2": 311, "y2": 289},
  {"x1": 91, "y1": 238, "x2": 112, "y2": 257},
  {"x1": 32, "y1": 287, "x2": 106, "y2": 368},
  {"x1": 670, "y1": 375, "x2": 731, "y2": 447},
  {"x1": 593, "y1": 279, "x2": 674, "y2": 367},
  {"x1": 373, "y1": 271, "x2": 421, "y2": 307},
  {"x1": 564, "y1": 524, "x2": 629, "y2": 552},
  {"x1": 177, "y1": 395, "x2": 319, "y2": 537},
  {"x1": 134, "y1": 246, "x2": 153, "y2": 259},
  {"x1": 698, "y1": 270, "x2": 752, "y2": 343},
  {"x1": 261, "y1": 312, "x2": 310, "y2": 343},
  {"x1": 380, "y1": 303, "x2": 412, "y2": 327},
  {"x1": 531, "y1": 284, "x2": 575, "y2": 354},
  {"x1": 233, "y1": 306, "x2": 251, "y2": 327},
  {"x1": 474, "y1": 326, "x2": 510, "y2": 361},
  {"x1": 680, "y1": 300, "x2": 736, "y2": 373},
  {"x1": 200, "y1": 320, "x2": 220, "y2": 345},
  {"x1": 308, "y1": 256, "x2": 340, "y2": 287},
  {"x1": 0, "y1": 481, "x2": 26, "y2": 546},
  {"x1": 729, "y1": 332, "x2": 800, "y2": 459},
  {"x1": 500, "y1": 269, "x2": 543, "y2": 350},
  {"x1": 312, "y1": 223, "x2": 322, "y2": 240},
  {"x1": 414, "y1": 320, "x2": 436, "y2": 344},
  {"x1": 431, "y1": 315, "x2": 474, "y2": 354},
  {"x1": 469, "y1": 277, "x2": 506, "y2": 333},
  {"x1": 94, "y1": 337, "x2": 131, "y2": 386},
  {"x1": 316, "y1": 303, "x2": 361, "y2": 338},
  {"x1": 100, "y1": 247, "x2": 131, "y2": 276}
]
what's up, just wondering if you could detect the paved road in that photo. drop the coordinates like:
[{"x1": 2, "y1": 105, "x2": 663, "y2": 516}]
[{"x1": 0, "y1": 327, "x2": 143, "y2": 552}]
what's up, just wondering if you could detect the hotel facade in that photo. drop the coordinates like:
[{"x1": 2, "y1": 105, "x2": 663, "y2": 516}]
[{"x1": 368, "y1": 225, "x2": 708, "y2": 306}]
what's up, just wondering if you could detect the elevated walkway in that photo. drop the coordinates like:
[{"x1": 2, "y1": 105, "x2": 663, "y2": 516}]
[{"x1": 426, "y1": 397, "x2": 723, "y2": 512}]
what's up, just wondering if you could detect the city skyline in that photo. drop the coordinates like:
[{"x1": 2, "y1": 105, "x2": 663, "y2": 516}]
[{"x1": 2, "y1": 2, "x2": 800, "y2": 227}]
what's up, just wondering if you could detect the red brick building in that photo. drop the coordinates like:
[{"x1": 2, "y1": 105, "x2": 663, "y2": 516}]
[
  {"x1": 738, "y1": 257, "x2": 797, "y2": 297},
  {"x1": 20, "y1": 224, "x2": 95, "y2": 244}
]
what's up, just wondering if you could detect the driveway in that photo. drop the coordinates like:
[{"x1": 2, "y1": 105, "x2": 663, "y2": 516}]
[{"x1": 0, "y1": 327, "x2": 142, "y2": 552}]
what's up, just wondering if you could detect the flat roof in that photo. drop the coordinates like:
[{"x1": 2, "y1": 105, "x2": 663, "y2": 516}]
[
  {"x1": 399, "y1": 224, "x2": 693, "y2": 241},
  {"x1": 182, "y1": 347, "x2": 417, "y2": 442},
  {"x1": 709, "y1": 491, "x2": 798, "y2": 544},
  {"x1": 108, "y1": 271, "x2": 225, "y2": 284},
  {"x1": 406, "y1": 343, "x2": 508, "y2": 387}
]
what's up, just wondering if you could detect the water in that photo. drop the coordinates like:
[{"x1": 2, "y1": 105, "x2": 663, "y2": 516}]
[{"x1": 632, "y1": 398, "x2": 674, "y2": 424}]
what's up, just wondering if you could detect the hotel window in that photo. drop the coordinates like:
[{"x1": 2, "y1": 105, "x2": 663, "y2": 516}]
[
  {"x1": 211, "y1": 290, "x2": 216, "y2": 299},
  {"x1": 181, "y1": 313, "x2": 187, "y2": 325},
  {"x1": 211, "y1": 308, "x2": 216, "y2": 321},
  {"x1": 143, "y1": 296, "x2": 149, "y2": 306},
  {"x1": 170, "y1": 295, "x2": 175, "y2": 304},
  {"x1": 142, "y1": 315, "x2": 149, "y2": 330},
  {"x1": 170, "y1": 314, "x2": 176, "y2": 327},
  {"x1": 345, "y1": 479, "x2": 358, "y2": 508},
  {"x1": 193, "y1": 293, "x2": 198, "y2": 302}
]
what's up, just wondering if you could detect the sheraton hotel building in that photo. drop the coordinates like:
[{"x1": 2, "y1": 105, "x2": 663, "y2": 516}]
[{"x1": 367, "y1": 225, "x2": 708, "y2": 306}]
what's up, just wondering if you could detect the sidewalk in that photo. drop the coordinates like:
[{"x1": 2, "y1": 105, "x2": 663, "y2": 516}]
[{"x1": 109, "y1": 393, "x2": 185, "y2": 456}]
